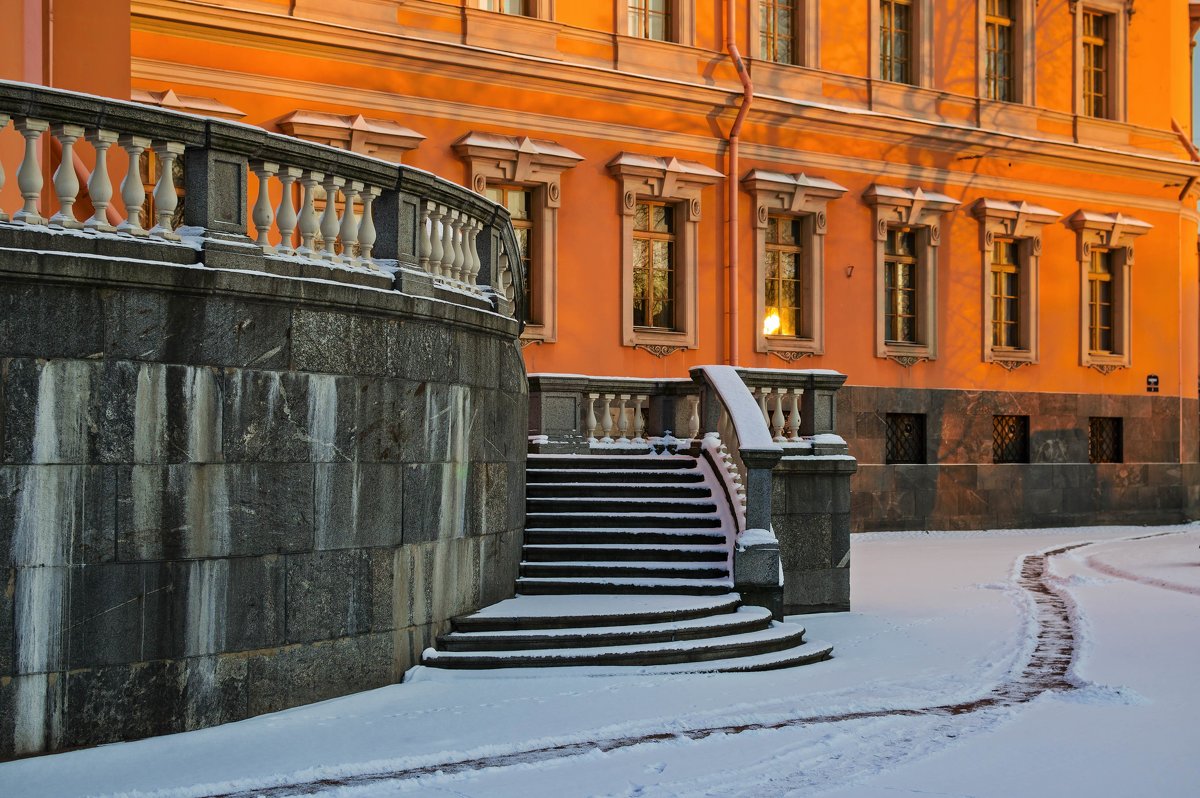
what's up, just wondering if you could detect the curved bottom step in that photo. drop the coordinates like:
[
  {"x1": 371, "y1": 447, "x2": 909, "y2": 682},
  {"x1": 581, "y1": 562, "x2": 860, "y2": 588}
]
[
  {"x1": 409, "y1": 639, "x2": 834, "y2": 680},
  {"x1": 453, "y1": 594, "x2": 744, "y2": 632}
]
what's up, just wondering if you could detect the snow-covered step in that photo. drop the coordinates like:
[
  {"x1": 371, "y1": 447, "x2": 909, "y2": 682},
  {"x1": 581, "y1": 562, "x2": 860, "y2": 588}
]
[
  {"x1": 452, "y1": 594, "x2": 745, "y2": 632},
  {"x1": 436, "y1": 606, "x2": 773, "y2": 652},
  {"x1": 527, "y1": 482, "x2": 713, "y2": 499},
  {"x1": 526, "y1": 497, "x2": 719, "y2": 514},
  {"x1": 422, "y1": 621, "x2": 809, "y2": 669},
  {"x1": 521, "y1": 543, "x2": 729, "y2": 563},
  {"x1": 528, "y1": 454, "x2": 698, "y2": 470},
  {"x1": 527, "y1": 468, "x2": 706, "y2": 484},
  {"x1": 516, "y1": 575, "x2": 733, "y2": 596},
  {"x1": 524, "y1": 527, "x2": 728, "y2": 546},
  {"x1": 520, "y1": 560, "x2": 729, "y2": 580},
  {"x1": 525, "y1": 511, "x2": 722, "y2": 529}
]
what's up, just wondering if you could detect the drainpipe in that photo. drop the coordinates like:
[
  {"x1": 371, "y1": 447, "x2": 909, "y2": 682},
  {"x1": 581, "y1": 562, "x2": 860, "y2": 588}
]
[{"x1": 725, "y1": 0, "x2": 753, "y2": 366}]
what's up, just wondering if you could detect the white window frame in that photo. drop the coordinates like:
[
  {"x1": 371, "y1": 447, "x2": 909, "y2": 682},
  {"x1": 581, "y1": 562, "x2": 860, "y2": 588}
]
[
  {"x1": 1067, "y1": 209, "x2": 1151, "y2": 373},
  {"x1": 454, "y1": 132, "x2": 583, "y2": 344},
  {"x1": 971, "y1": 198, "x2": 1059, "y2": 369},
  {"x1": 742, "y1": 170, "x2": 846, "y2": 360},
  {"x1": 1071, "y1": 0, "x2": 1129, "y2": 121},
  {"x1": 864, "y1": 184, "x2": 959, "y2": 366},
  {"x1": 976, "y1": 0, "x2": 1035, "y2": 104},
  {"x1": 608, "y1": 152, "x2": 722, "y2": 356}
]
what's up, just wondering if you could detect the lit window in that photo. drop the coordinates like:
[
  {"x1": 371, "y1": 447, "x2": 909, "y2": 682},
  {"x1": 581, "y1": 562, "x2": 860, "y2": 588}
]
[
  {"x1": 764, "y1": 215, "x2": 804, "y2": 337},
  {"x1": 759, "y1": 0, "x2": 796, "y2": 64},
  {"x1": 629, "y1": 0, "x2": 672, "y2": 41},
  {"x1": 884, "y1": 228, "x2": 918, "y2": 343},
  {"x1": 990, "y1": 238, "x2": 1020, "y2": 348},
  {"x1": 879, "y1": 0, "x2": 913, "y2": 84},
  {"x1": 1082, "y1": 11, "x2": 1108, "y2": 118},
  {"x1": 633, "y1": 201, "x2": 676, "y2": 329},
  {"x1": 985, "y1": 0, "x2": 1014, "y2": 101}
]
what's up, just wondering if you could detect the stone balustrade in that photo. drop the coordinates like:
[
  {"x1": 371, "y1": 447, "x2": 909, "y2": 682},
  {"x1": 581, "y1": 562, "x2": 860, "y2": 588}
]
[{"x1": 0, "y1": 80, "x2": 524, "y2": 321}]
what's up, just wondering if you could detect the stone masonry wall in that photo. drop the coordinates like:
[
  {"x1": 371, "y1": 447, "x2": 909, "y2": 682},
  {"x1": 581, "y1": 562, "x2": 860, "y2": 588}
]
[
  {"x1": 840, "y1": 386, "x2": 1198, "y2": 532},
  {"x1": 0, "y1": 249, "x2": 526, "y2": 758}
]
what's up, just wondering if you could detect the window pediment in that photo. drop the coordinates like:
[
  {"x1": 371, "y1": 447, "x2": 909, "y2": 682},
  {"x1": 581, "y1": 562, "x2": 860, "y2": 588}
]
[
  {"x1": 863, "y1": 184, "x2": 959, "y2": 244},
  {"x1": 277, "y1": 110, "x2": 425, "y2": 163},
  {"x1": 741, "y1": 170, "x2": 847, "y2": 232},
  {"x1": 971, "y1": 198, "x2": 1060, "y2": 252},
  {"x1": 607, "y1": 152, "x2": 722, "y2": 218},
  {"x1": 454, "y1": 132, "x2": 582, "y2": 206},
  {"x1": 1067, "y1": 210, "x2": 1151, "y2": 260}
]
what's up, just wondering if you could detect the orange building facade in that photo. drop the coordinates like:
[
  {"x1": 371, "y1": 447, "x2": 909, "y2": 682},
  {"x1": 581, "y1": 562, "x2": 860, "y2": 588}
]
[{"x1": 9, "y1": 0, "x2": 1200, "y2": 529}]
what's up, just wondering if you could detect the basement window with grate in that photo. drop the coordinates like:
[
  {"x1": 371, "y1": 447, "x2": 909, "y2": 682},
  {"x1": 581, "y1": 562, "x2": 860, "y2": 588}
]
[
  {"x1": 885, "y1": 413, "x2": 926, "y2": 464},
  {"x1": 992, "y1": 414, "x2": 1029, "y2": 464},
  {"x1": 1088, "y1": 417, "x2": 1123, "y2": 464}
]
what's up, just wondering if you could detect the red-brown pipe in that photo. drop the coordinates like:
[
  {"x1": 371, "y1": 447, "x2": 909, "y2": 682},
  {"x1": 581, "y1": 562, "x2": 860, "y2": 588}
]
[{"x1": 725, "y1": 0, "x2": 753, "y2": 366}]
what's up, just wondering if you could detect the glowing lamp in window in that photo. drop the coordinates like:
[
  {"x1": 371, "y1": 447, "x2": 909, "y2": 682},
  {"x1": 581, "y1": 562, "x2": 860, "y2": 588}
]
[{"x1": 763, "y1": 310, "x2": 782, "y2": 336}]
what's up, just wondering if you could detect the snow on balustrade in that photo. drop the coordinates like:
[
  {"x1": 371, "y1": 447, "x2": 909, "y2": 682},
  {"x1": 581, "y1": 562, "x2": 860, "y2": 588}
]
[{"x1": 0, "y1": 81, "x2": 525, "y2": 320}]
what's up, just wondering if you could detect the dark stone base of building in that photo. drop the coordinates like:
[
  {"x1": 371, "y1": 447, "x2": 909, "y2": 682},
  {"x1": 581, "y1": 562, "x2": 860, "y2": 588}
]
[{"x1": 840, "y1": 386, "x2": 1199, "y2": 532}]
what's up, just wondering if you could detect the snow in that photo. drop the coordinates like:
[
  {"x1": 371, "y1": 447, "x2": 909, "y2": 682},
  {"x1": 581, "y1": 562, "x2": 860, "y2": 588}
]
[
  {"x1": 694, "y1": 366, "x2": 779, "y2": 451},
  {"x1": 3, "y1": 523, "x2": 1198, "y2": 797},
  {"x1": 736, "y1": 528, "x2": 778, "y2": 548}
]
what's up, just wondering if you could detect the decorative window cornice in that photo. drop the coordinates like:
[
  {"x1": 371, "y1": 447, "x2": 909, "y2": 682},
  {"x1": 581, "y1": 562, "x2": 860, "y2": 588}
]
[
  {"x1": 132, "y1": 88, "x2": 246, "y2": 121},
  {"x1": 454, "y1": 132, "x2": 582, "y2": 204},
  {"x1": 607, "y1": 152, "x2": 722, "y2": 218},
  {"x1": 277, "y1": 110, "x2": 424, "y2": 163},
  {"x1": 1066, "y1": 209, "x2": 1151, "y2": 260},
  {"x1": 742, "y1": 170, "x2": 847, "y2": 231},
  {"x1": 971, "y1": 198, "x2": 1059, "y2": 250},
  {"x1": 863, "y1": 184, "x2": 959, "y2": 245}
]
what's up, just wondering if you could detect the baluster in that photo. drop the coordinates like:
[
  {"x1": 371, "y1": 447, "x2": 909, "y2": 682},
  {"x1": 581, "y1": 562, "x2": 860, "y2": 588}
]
[
  {"x1": 319, "y1": 174, "x2": 344, "y2": 261},
  {"x1": 296, "y1": 170, "x2": 321, "y2": 257},
  {"x1": 420, "y1": 200, "x2": 436, "y2": 272},
  {"x1": 789, "y1": 389, "x2": 803, "y2": 441},
  {"x1": 757, "y1": 387, "x2": 770, "y2": 427},
  {"x1": 771, "y1": 388, "x2": 787, "y2": 442},
  {"x1": 339, "y1": 180, "x2": 362, "y2": 266},
  {"x1": 117, "y1": 135, "x2": 151, "y2": 236},
  {"x1": 275, "y1": 167, "x2": 301, "y2": 255},
  {"x1": 616, "y1": 395, "x2": 630, "y2": 443},
  {"x1": 49, "y1": 124, "x2": 85, "y2": 229},
  {"x1": 427, "y1": 205, "x2": 446, "y2": 277},
  {"x1": 465, "y1": 217, "x2": 482, "y2": 288},
  {"x1": 0, "y1": 113, "x2": 9, "y2": 222},
  {"x1": 600, "y1": 394, "x2": 615, "y2": 443},
  {"x1": 249, "y1": 160, "x2": 278, "y2": 253},
  {"x1": 633, "y1": 395, "x2": 647, "y2": 443},
  {"x1": 149, "y1": 141, "x2": 184, "y2": 240},
  {"x1": 439, "y1": 207, "x2": 456, "y2": 280},
  {"x1": 498, "y1": 251, "x2": 515, "y2": 301},
  {"x1": 586, "y1": 393, "x2": 600, "y2": 440},
  {"x1": 687, "y1": 395, "x2": 700, "y2": 439},
  {"x1": 447, "y1": 211, "x2": 464, "y2": 283},
  {"x1": 13, "y1": 118, "x2": 49, "y2": 225},
  {"x1": 84, "y1": 130, "x2": 118, "y2": 232},
  {"x1": 359, "y1": 186, "x2": 380, "y2": 267}
]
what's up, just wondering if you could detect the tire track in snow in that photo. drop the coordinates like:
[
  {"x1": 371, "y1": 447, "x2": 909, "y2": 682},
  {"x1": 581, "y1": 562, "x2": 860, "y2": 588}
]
[{"x1": 198, "y1": 535, "x2": 1147, "y2": 798}]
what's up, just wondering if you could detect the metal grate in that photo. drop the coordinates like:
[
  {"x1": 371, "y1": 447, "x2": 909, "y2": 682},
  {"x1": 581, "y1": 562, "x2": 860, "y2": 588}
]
[
  {"x1": 1088, "y1": 417, "x2": 1123, "y2": 464},
  {"x1": 992, "y1": 415, "x2": 1029, "y2": 464},
  {"x1": 885, "y1": 413, "x2": 926, "y2": 464}
]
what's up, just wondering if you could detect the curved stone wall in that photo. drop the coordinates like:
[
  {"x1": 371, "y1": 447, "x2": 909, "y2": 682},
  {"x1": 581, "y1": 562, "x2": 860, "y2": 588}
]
[{"x1": 0, "y1": 248, "x2": 527, "y2": 758}]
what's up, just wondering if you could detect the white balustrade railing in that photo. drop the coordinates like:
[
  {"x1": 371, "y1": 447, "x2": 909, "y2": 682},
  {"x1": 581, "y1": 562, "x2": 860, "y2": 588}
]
[
  {"x1": 417, "y1": 200, "x2": 488, "y2": 293},
  {"x1": 582, "y1": 389, "x2": 700, "y2": 448},
  {"x1": 0, "y1": 115, "x2": 187, "y2": 238},
  {"x1": 752, "y1": 386, "x2": 804, "y2": 443}
]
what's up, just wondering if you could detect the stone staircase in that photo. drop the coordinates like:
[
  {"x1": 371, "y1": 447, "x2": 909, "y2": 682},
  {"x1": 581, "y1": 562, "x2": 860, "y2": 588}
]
[{"x1": 420, "y1": 453, "x2": 833, "y2": 672}]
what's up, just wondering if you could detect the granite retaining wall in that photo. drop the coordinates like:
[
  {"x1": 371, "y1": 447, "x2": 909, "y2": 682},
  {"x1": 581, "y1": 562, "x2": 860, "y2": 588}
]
[{"x1": 0, "y1": 247, "x2": 527, "y2": 758}]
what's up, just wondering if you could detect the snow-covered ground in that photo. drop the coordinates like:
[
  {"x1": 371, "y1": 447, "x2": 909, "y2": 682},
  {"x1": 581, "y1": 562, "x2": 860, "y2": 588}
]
[{"x1": 3, "y1": 523, "x2": 1198, "y2": 797}]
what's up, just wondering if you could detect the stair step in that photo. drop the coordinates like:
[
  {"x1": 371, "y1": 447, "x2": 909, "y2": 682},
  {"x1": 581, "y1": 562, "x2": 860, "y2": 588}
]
[
  {"x1": 451, "y1": 594, "x2": 745, "y2": 632},
  {"x1": 527, "y1": 469, "x2": 706, "y2": 484},
  {"x1": 525, "y1": 528, "x2": 728, "y2": 546},
  {"x1": 528, "y1": 482, "x2": 713, "y2": 499},
  {"x1": 528, "y1": 454, "x2": 697, "y2": 471},
  {"x1": 520, "y1": 561, "x2": 730, "y2": 580},
  {"x1": 526, "y1": 497, "x2": 719, "y2": 515},
  {"x1": 437, "y1": 606, "x2": 772, "y2": 651},
  {"x1": 521, "y1": 544, "x2": 729, "y2": 563},
  {"x1": 423, "y1": 621, "x2": 808, "y2": 669},
  {"x1": 526, "y1": 512, "x2": 721, "y2": 529},
  {"x1": 516, "y1": 576, "x2": 733, "y2": 596}
]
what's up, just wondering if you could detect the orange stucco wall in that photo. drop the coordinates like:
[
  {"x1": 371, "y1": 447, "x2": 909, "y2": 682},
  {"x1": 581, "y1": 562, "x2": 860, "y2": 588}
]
[{"x1": 13, "y1": 0, "x2": 1194, "y2": 411}]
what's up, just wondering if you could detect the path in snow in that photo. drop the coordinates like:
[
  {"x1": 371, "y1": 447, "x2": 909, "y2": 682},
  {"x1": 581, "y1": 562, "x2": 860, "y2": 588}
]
[{"x1": 192, "y1": 532, "x2": 1142, "y2": 797}]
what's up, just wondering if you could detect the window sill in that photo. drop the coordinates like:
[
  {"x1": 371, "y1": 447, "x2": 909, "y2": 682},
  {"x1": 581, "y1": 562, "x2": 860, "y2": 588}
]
[{"x1": 879, "y1": 342, "x2": 933, "y2": 367}]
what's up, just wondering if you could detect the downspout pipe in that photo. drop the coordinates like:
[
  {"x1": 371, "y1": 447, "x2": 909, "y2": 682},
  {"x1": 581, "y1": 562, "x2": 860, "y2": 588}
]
[{"x1": 725, "y1": 0, "x2": 754, "y2": 366}]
